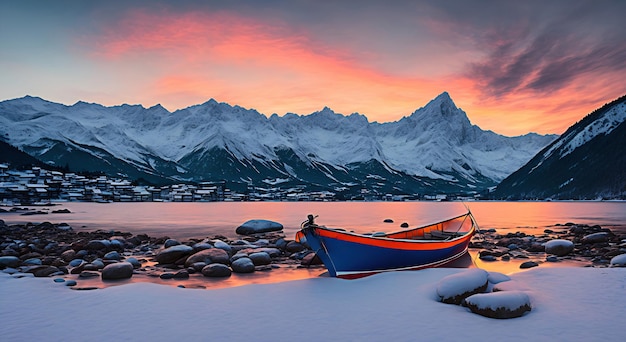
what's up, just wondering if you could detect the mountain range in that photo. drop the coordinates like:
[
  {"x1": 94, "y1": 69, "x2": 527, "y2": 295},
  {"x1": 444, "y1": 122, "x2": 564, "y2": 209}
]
[
  {"x1": 492, "y1": 95, "x2": 626, "y2": 200},
  {"x1": 0, "y1": 92, "x2": 557, "y2": 197}
]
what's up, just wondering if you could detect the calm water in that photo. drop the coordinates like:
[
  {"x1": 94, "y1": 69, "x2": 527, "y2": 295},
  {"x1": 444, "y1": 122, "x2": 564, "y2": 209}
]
[{"x1": 3, "y1": 201, "x2": 625, "y2": 239}]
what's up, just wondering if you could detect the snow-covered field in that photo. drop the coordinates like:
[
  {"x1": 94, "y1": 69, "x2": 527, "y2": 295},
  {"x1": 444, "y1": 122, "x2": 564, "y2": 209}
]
[{"x1": 1, "y1": 267, "x2": 624, "y2": 342}]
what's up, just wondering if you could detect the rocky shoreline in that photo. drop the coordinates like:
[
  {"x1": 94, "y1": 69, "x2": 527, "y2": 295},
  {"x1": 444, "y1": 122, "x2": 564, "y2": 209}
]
[{"x1": 1, "y1": 218, "x2": 625, "y2": 290}]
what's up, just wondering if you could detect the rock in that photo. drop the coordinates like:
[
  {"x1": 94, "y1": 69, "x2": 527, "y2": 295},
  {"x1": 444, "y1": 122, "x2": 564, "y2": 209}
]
[
  {"x1": 65, "y1": 280, "x2": 77, "y2": 286},
  {"x1": 400, "y1": 222, "x2": 409, "y2": 228},
  {"x1": 185, "y1": 248, "x2": 229, "y2": 267},
  {"x1": 230, "y1": 252, "x2": 249, "y2": 263},
  {"x1": 436, "y1": 269, "x2": 489, "y2": 305},
  {"x1": 85, "y1": 239, "x2": 110, "y2": 250},
  {"x1": 23, "y1": 258, "x2": 42, "y2": 265},
  {"x1": 125, "y1": 257, "x2": 142, "y2": 268},
  {"x1": 160, "y1": 272, "x2": 175, "y2": 279},
  {"x1": 383, "y1": 219, "x2": 394, "y2": 223},
  {"x1": 201, "y1": 263, "x2": 232, "y2": 277},
  {"x1": 60, "y1": 249, "x2": 76, "y2": 262},
  {"x1": 464, "y1": 291, "x2": 531, "y2": 319},
  {"x1": 156, "y1": 245, "x2": 194, "y2": 264},
  {"x1": 164, "y1": 239, "x2": 180, "y2": 248},
  {"x1": 173, "y1": 270, "x2": 189, "y2": 279},
  {"x1": 520, "y1": 261, "x2": 539, "y2": 269},
  {"x1": 231, "y1": 257, "x2": 255, "y2": 273},
  {"x1": 546, "y1": 255, "x2": 559, "y2": 262},
  {"x1": 103, "y1": 251, "x2": 121, "y2": 261},
  {"x1": 248, "y1": 252, "x2": 271, "y2": 266},
  {"x1": 582, "y1": 232, "x2": 609, "y2": 244},
  {"x1": 610, "y1": 253, "x2": 626, "y2": 267},
  {"x1": 544, "y1": 239, "x2": 574, "y2": 256},
  {"x1": 285, "y1": 241, "x2": 305, "y2": 253},
  {"x1": 479, "y1": 255, "x2": 497, "y2": 262},
  {"x1": 69, "y1": 258, "x2": 85, "y2": 268},
  {"x1": 236, "y1": 219, "x2": 283, "y2": 235},
  {"x1": 78, "y1": 271, "x2": 100, "y2": 278},
  {"x1": 101, "y1": 262, "x2": 134, "y2": 280},
  {"x1": 91, "y1": 260, "x2": 105, "y2": 270},
  {"x1": 254, "y1": 239, "x2": 270, "y2": 247},
  {"x1": 109, "y1": 239, "x2": 124, "y2": 250},
  {"x1": 275, "y1": 238, "x2": 288, "y2": 250},
  {"x1": 54, "y1": 278, "x2": 65, "y2": 283},
  {"x1": 507, "y1": 244, "x2": 519, "y2": 250},
  {"x1": 0, "y1": 256, "x2": 21, "y2": 268},
  {"x1": 256, "y1": 247, "x2": 281, "y2": 258},
  {"x1": 213, "y1": 240, "x2": 232, "y2": 254},
  {"x1": 32, "y1": 266, "x2": 62, "y2": 277},
  {"x1": 191, "y1": 262, "x2": 207, "y2": 272},
  {"x1": 301, "y1": 252, "x2": 323, "y2": 266},
  {"x1": 192, "y1": 242, "x2": 213, "y2": 252}
]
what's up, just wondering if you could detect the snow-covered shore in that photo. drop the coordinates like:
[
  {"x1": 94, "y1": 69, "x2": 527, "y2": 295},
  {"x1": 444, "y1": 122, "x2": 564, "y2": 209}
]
[{"x1": 1, "y1": 267, "x2": 624, "y2": 342}]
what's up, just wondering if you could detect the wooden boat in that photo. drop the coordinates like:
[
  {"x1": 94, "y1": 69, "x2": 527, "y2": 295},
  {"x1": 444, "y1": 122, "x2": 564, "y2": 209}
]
[{"x1": 296, "y1": 211, "x2": 477, "y2": 279}]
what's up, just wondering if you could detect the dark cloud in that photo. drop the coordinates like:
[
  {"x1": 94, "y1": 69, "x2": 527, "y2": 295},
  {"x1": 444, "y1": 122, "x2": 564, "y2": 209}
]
[{"x1": 455, "y1": 0, "x2": 626, "y2": 98}]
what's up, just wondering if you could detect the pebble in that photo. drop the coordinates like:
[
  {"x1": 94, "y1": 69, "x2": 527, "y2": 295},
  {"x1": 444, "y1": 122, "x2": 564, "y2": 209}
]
[{"x1": 520, "y1": 261, "x2": 539, "y2": 269}]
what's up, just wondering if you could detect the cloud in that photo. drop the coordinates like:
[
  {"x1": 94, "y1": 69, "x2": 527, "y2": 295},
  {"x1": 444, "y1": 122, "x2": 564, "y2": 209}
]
[{"x1": 461, "y1": 1, "x2": 626, "y2": 99}]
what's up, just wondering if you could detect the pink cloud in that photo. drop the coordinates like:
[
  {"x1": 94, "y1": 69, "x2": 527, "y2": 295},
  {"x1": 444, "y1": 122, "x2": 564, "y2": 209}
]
[{"x1": 82, "y1": 8, "x2": 624, "y2": 136}]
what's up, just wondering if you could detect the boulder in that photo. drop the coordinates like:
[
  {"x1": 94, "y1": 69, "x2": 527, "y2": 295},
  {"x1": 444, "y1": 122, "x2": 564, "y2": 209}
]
[
  {"x1": 213, "y1": 240, "x2": 232, "y2": 254},
  {"x1": 256, "y1": 247, "x2": 281, "y2": 258},
  {"x1": 236, "y1": 219, "x2": 283, "y2": 235},
  {"x1": 32, "y1": 266, "x2": 62, "y2": 277},
  {"x1": 582, "y1": 232, "x2": 609, "y2": 244},
  {"x1": 69, "y1": 258, "x2": 85, "y2": 268},
  {"x1": 231, "y1": 257, "x2": 255, "y2": 273},
  {"x1": 85, "y1": 239, "x2": 110, "y2": 250},
  {"x1": 156, "y1": 245, "x2": 194, "y2": 264},
  {"x1": 103, "y1": 251, "x2": 121, "y2": 261},
  {"x1": 285, "y1": 241, "x2": 306, "y2": 253},
  {"x1": 248, "y1": 252, "x2": 272, "y2": 266},
  {"x1": 125, "y1": 257, "x2": 142, "y2": 268},
  {"x1": 101, "y1": 262, "x2": 134, "y2": 280},
  {"x1": 192, "y1": 242, "x2": 213, "y2": 252},
  {"x1": 436, "y1": 269, "x2": 489, "y2": 304},
  {"x1": 544, "y1": 239, "x2": 574, "y2": 256},
  {"x1": 610, "y1": 253, "x2": 626, "y2": 267},
  {"x1": 201, "y1": 263, "x2": 232, "y2": 277},
  {"x1": 60, "y1": 249, "x2": 76, "y2": 262},
  {"x1": 464, "y1": 291, "x2": 531, "y2": 319},
  {"x1": 164, "y1": 239, "x2": 181, "y2": 248},
  {"x1": 185, "y1": 248, "x2": 229, "y2": 267},
  {"x1": 172, "y1": 270, "x2": 189, "y2": 279},
  {"x1": 301, "y1": 252, "x2": 323, "y2": 266}
]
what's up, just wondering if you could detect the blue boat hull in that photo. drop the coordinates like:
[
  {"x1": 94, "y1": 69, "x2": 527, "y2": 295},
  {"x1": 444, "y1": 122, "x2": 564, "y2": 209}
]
[{"x1": 298, "y1": 213, "x2": 476, "y2": 278}]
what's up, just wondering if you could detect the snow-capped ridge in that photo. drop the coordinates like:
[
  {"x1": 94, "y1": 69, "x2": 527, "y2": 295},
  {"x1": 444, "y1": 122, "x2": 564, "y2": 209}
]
[{"x1": 0, "y1": 92, "x2": 558, "y2": 193}]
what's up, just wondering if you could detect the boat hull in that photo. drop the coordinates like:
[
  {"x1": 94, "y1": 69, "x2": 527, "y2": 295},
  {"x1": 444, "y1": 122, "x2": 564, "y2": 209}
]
[{"x1": 299, "y1": 213, "x2": 475, "y2": 278}]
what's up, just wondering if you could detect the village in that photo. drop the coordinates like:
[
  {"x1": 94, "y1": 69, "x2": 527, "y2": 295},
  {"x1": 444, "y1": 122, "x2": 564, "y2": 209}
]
[{"x1": 0, "y1": 164, "x2": 465, "y2": 204}]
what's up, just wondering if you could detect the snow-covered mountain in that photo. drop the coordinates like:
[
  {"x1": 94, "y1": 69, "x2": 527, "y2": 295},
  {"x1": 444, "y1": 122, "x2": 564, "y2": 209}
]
[
  {"x1": 493, "y1": 95, "x2": 626, "y2": 200},
  {"x1": 0, "y1": 92, "x2": 556, "y2": 196}
]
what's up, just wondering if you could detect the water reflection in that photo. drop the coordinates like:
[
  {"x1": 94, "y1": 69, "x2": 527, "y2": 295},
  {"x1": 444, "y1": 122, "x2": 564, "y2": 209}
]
[
  {"x1": 3, "y1": 201, "x2": 625, "y2": 239},
  {"x1": 71, "y1": 265, "x2": 325, "y2": 290}
]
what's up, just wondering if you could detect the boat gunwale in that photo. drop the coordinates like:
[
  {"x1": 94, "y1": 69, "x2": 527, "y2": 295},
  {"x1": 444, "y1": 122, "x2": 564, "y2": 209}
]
[{"x1": 306, "y1": 212, "x2": 475, "y2": 245}]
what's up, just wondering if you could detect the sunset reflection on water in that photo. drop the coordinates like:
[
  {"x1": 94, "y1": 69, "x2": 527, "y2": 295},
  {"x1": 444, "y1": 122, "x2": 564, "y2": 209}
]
[{"x1": 3, "y1": 201, "x2": 624, "y2": 240}]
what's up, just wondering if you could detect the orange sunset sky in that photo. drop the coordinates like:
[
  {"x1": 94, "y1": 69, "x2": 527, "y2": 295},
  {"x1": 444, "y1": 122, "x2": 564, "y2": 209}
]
[{"x1": 1, "y1": 0, "x2": 625, "y2": 136}]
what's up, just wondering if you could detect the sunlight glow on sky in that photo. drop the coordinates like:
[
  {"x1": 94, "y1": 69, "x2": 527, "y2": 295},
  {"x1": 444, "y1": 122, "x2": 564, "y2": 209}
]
[{"x1": 1, "y1": 0, "x2": 625, "y2": 136}]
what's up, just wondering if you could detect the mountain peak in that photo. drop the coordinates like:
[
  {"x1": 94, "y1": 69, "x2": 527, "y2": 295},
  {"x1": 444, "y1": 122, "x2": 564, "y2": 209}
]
[
  {"x1": 434, "y1": 91, "x2": 452, "y2": 102},
  {"x1": 427, "y1": 91, "x2": 457, "y2": 110}
]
